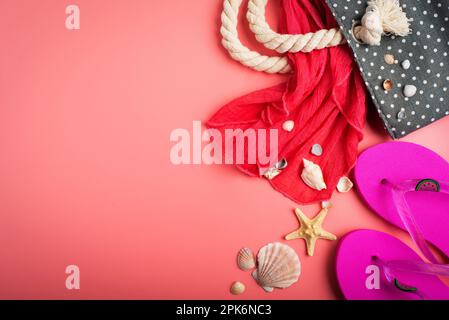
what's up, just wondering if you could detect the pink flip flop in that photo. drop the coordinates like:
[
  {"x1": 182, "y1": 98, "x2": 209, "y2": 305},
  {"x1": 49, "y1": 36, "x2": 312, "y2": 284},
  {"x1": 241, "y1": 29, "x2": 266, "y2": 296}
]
[
  {"x1": 355, "y1": 142, "x2": 449, "y2": 261},
  {"x1": 337, "y1": 142, "x2": 449, "y2": 300},
  {"x1": 336, "y1": 230, "x2": 449, "y2": 300}
]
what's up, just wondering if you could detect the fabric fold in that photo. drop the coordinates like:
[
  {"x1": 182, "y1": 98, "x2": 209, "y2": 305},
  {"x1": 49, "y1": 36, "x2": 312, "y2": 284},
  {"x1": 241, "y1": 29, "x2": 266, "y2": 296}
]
[{"x1": 208, "y1": 0, "x2": 367, "y2": 204}]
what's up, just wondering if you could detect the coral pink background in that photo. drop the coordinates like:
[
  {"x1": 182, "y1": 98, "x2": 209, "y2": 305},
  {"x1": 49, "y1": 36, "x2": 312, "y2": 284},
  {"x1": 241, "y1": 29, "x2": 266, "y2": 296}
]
[{"x1": 1, "y1": 0, "x2": 448, "y2": 299}]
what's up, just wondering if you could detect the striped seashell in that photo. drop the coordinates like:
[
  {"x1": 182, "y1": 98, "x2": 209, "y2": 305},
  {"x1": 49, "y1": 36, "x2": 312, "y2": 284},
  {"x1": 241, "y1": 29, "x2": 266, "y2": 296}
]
[
  {"x1": 237, "y1": 247, "x2": 256, "y2": 271},
  {"x1": 252, "y1": 242, "x2": 301, "y2": 292}
]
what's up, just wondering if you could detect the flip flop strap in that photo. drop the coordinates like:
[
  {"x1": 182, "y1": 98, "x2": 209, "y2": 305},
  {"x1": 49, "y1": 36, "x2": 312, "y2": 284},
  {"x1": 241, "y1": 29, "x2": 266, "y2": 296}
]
[
  {"x1": 375, "y1": 257, "x2": 449, "y2": 300},
  {"x1": 376, "y1": 258, "x2": 449, "y2": 278},
  {"x1": 382, "y1": 179, "x2": 449, "y2": 273}
]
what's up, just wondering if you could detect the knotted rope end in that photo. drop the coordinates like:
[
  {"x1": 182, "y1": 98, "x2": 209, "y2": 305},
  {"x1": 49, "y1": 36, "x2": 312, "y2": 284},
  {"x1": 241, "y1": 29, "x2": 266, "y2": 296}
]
[{"x1": 355, "y1": 0, "x2": 412, "y2": 46}]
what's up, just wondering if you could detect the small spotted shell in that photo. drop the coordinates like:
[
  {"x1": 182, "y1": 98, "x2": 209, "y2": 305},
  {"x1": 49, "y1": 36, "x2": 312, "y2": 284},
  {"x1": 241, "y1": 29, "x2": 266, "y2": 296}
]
[{"x1": 237, "y1": 247, "x2": 256, "y2": 271}]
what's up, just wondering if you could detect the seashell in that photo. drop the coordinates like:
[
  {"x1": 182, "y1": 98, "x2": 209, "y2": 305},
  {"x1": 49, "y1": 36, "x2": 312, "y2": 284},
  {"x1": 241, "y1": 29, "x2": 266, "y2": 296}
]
[
  {"x1": 263, "y1": 159, "x2": 288, "y2": 180},
  {"x1": 282, "y1": 120, "x2": 295, "y2": 132},
  {"x1": 230, "y1": 281, "x2": 246, "y2": 295},
  {"x1": 383, "y1": 79, "x2": 393, "y2": 91},
  {"x1": 401, "y1": 59, "x2": 411, "y2": 70},
  {"x1": 252, "y1": 242, "x2": 301, "y2": 292},
  {"x1": 321, "y1": 201, "x2": 332, "y2": 209},
  {"x1": 311, "y1": 144, "x2": 323, "y2": 156},
  {"x1": 263, "y1": 168, "x2": 281, "y2": 180},
  {"x1": 337, "y1": 176, "x2": 354, "y2": 193},
  {"x1": 300, "y1": 159, "x2": 327, "y2": 191},
  {"x1": 237, "y1": 247, "x2": 256, "y2": 271},
  {"x1": 275, "y1": 159, "x2": 288, "y2": 170},
  {"x1": 403, "y1": 85, "x2": 417, "y2": 97},
  {"x1": 397, "y1": 109, "x2": 406, "y2": 120},
  {"x1": 384, "y1": 54, "x2": 395, "y2": 65}
]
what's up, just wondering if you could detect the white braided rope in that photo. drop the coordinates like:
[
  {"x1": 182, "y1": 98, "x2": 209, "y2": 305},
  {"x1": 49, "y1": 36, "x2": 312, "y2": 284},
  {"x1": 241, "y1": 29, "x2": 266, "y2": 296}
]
[
  {"x1": 221, "y1": 0, "x2": 291, "y2": 74},
  {"x1": 247, "y1": 0, "x2": 346, "y2": 53},
  {"x1": 221, "y1": 0, "x2": 348, "y2": 73}
]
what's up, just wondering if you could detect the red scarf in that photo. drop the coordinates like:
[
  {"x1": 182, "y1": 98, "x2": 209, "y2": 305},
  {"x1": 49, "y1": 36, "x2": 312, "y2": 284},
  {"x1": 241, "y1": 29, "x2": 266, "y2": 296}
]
[{"x1": 208, "y1": 0, "x2": 367, "y2": 204}]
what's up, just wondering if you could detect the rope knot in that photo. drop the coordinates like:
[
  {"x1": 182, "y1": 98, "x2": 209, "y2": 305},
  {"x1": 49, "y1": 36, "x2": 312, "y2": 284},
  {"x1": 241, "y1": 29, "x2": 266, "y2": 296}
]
[{"x1": 354, "y1": 0, "x2": 411, "y2": 46}]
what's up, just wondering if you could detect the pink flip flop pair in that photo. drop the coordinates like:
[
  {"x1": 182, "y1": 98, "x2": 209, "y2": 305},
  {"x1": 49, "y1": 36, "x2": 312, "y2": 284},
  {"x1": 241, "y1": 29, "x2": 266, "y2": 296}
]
[{"x1": 336, "y1": 142, "x2": 449, "y2": 300}]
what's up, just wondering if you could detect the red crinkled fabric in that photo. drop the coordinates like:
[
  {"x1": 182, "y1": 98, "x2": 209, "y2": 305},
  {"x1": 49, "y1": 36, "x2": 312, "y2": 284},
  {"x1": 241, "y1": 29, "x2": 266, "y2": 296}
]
[{"x1": 207, "y1": 0, "x2": 367, "y2": 204}]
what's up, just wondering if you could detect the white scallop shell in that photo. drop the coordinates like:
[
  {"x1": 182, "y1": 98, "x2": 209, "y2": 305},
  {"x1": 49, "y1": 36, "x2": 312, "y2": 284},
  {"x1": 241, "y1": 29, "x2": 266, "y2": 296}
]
[
  {"x1": 252, "y1": 243, "x2": 301, "y2": 292},
  {"x1": 237, "y1": 247, "x2": 256, "y2": 271},
  {"x1": 337, "y1": 176, "x2": 354, "y2": 193},
  {"x1": 300, "y1": 159, "x2": 327, "y2": 191}
]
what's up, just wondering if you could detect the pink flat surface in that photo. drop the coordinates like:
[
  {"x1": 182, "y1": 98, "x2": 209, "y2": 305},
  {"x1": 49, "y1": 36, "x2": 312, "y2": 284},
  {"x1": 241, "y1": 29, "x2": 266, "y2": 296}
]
[
  {"x1": 336, "y1": 230, "x2": 449, "y2": 300},
  {"x1": 1, "y1": 0, "x2": 449, "y2": 299}
]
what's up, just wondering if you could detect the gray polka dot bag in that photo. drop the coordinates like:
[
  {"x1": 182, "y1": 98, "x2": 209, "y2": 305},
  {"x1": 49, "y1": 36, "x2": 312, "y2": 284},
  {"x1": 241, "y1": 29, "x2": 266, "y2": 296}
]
[{"x1": 326, "y1": 0, "x2": 449, "y2": 138}]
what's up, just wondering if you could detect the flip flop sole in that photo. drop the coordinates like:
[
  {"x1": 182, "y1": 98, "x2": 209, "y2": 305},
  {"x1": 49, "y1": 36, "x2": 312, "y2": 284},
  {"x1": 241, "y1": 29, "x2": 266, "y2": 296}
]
[
  {"x1": 336, "y1": 230, "x2": 449, "y2": 300},
  {"x1": 354, "y1": 142, "x2": 449, "y2": 257}
]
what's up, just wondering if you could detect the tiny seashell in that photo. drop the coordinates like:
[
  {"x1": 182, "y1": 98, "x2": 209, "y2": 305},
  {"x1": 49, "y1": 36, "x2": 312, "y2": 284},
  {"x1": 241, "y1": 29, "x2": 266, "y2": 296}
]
[
  {"x1": 275, "y1": 159, "x2": 288, "y2": 170},
  {"x1": 301, "y1": 159, "x2": 327, "y2": 191},
  {"x1": 263, "y1": 168, "x2": 281, "y2": 180},
  {"x1": 383, "y1": 79, "x2": 393, "y2": 91},
  {"x1": 321, "y1": 201, "x2": 332, "y2": 209},
  {"x1": 384, "y1": 54, "x2": 395, "y2": 65},
  {"x1": 401, "y1": 59, "x2": 411, "y2": 70},
  {"x1": 337, "y1": 176, "x2": 354, "y2": 193},
  {"x1": 403, "y1": 85, "x2": 417, "y2": 97},
  {"x1": 237, "y1": 247, "x2": 256, "y2": 271},
  {"x1": 230, "y1": 281, "x2": 246, "y2": 295},
  {"x1": 282, "y1": 120, "x2": 295, "y2": 132},
  {"x1": 397, "y1": 109, "x2": 406, "y2": 120},
  {"x1": 252, "y1": 243, "x2": 301, "y2": 292},
  {"x1": 311, "y1": 144, "x2": 323, "y2": 156}
]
